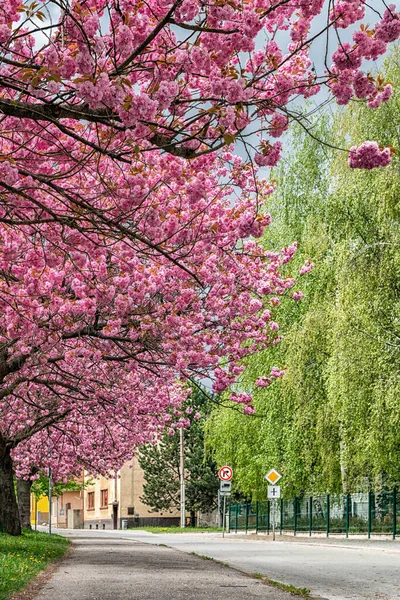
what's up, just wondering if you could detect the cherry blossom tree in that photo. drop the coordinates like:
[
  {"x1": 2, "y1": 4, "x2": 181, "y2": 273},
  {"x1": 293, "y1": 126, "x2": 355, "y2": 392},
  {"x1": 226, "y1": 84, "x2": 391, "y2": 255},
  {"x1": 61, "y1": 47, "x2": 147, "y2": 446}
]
[
  {"x1": 1, "y1": 1, "x2": 400, "y2": 535},
  {"x1": 0, "y1": 0, "x2": 399, "y2": 197},
  {"x1": 0, "y1": 148, "x2": 300, "y2": 535}
]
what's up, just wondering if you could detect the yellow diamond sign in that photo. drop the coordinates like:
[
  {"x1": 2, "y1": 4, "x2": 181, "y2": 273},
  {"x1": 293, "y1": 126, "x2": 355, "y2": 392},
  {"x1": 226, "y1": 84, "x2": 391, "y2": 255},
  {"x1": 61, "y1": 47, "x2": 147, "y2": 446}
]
[{"x1": 264, "y1": 468, "x2": 282, "y2": 485}]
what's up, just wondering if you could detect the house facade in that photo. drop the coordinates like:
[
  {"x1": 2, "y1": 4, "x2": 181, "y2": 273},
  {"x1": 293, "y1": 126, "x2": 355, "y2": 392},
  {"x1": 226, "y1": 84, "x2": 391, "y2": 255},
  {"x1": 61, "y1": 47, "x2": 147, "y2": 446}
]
[
  {"x1": 32, "y1": 456, "x2": 182, "y2": 529},
  {"x1": 50, "y1": 488, "x2": 84, "y2": 529},
  {"x1": 83, "y1": 456, "x2": 180, "y2": 529}
]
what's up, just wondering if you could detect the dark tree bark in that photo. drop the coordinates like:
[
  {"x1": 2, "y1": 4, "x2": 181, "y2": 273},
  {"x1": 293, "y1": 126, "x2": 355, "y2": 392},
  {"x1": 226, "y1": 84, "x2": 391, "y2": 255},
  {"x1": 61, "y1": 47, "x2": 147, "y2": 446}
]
[
  {"x1": 17, "y1": 479, "x2": 32, "y2": 530},
  {"x1": 190, "y1": 510, "x2": 196, "y2": 527},
  {"x1": 0, "y1": 439, "x2": 22, "y2": 535}
]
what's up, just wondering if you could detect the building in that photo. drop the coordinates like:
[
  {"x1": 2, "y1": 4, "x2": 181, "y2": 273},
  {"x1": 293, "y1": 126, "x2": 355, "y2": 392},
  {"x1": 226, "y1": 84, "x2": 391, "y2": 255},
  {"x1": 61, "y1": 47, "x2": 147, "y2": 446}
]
[
  {"x1": 50, "y1": 487, "x2": 84, "y2": 529},
  {"x1": 31, "y1": 456, "x2": 190, "y2": 530},
  {"x1": 83, "y1": 456, "x2": 180, "y2": 529},
  {"x1": 30, "y1": 455, "x2": 217, "y2": 529},
  {"x1": 30, "y1": 495, "x2": 49, "y2": 526}
]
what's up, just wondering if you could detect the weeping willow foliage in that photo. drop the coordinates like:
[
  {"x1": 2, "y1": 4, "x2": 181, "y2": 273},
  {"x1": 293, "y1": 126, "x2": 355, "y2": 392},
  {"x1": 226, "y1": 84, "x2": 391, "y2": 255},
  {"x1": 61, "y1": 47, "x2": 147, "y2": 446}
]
[{"x1": 207, "y1": 47, "x2": 400, "y2": 498}]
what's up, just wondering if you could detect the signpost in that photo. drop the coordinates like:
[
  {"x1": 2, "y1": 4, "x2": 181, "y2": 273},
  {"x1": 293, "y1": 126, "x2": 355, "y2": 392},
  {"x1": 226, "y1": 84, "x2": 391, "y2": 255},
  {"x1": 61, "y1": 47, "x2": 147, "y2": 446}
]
[
  {"x1": 264, "y1": 469, "x2": 282, "y2": 541},
  {"x1": 218, "y1": 466, "x2": 232, "y2": 537}
]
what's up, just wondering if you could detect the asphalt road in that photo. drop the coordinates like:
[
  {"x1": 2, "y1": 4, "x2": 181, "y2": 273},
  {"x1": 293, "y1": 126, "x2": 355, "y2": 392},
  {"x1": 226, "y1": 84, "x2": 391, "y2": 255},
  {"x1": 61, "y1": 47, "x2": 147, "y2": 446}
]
[
  {"x1": 45, "y1": 528, "x2": 400, "y2": 600},
  {"x1": 34, "y1": 534, "x2": 294, "y2": 600}
]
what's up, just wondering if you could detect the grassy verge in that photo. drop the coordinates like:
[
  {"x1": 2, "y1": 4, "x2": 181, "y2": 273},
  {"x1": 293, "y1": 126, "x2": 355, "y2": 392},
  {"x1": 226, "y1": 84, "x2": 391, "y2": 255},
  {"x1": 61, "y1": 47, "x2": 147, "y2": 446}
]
[
  {"x1": 187, "y1": 552, "x2": 311, "y2": 598},
  {"x1": 0, "y1": 530, "x2": 69, "y2": 600},
  {"x1": 134, "y1": 526, "x2": 222, "y2": 534},
  {"x1": 251, "y1": 573, "x2": 311, "y2": 597},
  {"x1": 190, "y1": 552, "x2": 230, "y2": 567}
]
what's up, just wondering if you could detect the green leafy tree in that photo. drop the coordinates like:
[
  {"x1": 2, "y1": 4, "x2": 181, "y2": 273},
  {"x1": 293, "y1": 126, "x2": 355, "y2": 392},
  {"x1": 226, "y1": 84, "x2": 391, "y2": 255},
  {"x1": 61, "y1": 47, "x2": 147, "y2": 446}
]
[
  {"x1": 139, "y1": 386, "x2": 219, "y2": 525},
  {"x1": 31, "y1": 476, "x2": 87, "y2": 500},
  {"x1": 207, "y1": 46, "x2": 400, "y2": 498}
]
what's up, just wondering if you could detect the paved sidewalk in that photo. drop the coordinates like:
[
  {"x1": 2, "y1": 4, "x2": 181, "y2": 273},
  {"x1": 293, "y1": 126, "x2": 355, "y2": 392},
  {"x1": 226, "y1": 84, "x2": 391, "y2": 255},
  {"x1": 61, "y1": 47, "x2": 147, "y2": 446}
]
[{"x1": 35, "y1": 535, "x2": 299, "y2": 600}]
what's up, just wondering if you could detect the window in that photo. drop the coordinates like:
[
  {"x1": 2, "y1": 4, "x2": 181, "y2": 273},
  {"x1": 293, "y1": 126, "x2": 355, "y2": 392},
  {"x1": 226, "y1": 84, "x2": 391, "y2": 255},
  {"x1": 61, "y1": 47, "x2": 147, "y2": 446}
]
[
  {"x1": 87, "y1": 492, "x2": 95, "y2": 510},
  {"x1": 100, "y1": 489, "x2": 108, "y2": 509},
  {"x1": 127, "y1": 507, "x2": 134, "y2": 515}
]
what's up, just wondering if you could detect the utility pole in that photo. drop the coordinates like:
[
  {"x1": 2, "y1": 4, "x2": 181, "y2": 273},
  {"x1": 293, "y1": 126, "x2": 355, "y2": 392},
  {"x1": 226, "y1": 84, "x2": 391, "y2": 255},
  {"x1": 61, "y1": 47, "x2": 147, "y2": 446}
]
[{"x1": 180, "y1": 427, "x2": 185, "y2": 528}]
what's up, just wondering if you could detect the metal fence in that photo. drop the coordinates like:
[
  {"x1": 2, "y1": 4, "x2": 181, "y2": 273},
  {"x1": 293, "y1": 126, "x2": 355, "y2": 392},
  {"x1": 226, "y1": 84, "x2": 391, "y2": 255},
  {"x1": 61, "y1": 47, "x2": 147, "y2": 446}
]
[{"x1": 228, "y1": 489, "x2": 399, "y2": 538}]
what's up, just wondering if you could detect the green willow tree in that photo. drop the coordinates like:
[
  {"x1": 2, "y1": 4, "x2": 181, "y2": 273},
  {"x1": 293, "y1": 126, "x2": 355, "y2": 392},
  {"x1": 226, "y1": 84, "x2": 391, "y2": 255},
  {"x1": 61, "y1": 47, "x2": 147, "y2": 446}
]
[
  {"x1": 139, "y1": 386, "x2": 219, "y2": 525},
  {"x1": 207, "y1": 47, "x2": 400, "y2": 498}
]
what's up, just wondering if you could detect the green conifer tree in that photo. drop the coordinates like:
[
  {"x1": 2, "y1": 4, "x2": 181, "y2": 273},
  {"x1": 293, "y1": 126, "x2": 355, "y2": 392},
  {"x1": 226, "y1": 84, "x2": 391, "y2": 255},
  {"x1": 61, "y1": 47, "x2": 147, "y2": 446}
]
[{"x1": 139, "y1": 386, "x2": 219, "y2": 525}]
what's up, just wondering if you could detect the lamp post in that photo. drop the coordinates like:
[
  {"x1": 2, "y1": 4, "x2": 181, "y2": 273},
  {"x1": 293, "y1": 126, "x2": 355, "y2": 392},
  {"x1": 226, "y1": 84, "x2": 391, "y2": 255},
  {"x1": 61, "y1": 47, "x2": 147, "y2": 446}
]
[
  {"x1": 48, "y1": 442, "x2": 53, "y2": 535},
  {"x1": 180, "y1": 427, "x2": 185, "y2": 528}
]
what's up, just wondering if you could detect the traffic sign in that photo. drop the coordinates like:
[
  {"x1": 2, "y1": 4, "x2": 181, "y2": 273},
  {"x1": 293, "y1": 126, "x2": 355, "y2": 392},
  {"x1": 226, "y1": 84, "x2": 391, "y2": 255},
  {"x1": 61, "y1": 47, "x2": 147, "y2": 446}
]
[
  {"x1": 264, "y1": 468, "x2": 281, "y2": 485},
  {"x1": 218, "y1": 466, "x2": 233, "y2": 481},
  {"x1": 218, "y1": 469, "x2": 232, "y2": 538},
  {"x1": 220, "y1": 481, "x2": 231, "y2": 492},
  {"x1": 267, "y1": 485, "x2": 281, "y2": 499}
]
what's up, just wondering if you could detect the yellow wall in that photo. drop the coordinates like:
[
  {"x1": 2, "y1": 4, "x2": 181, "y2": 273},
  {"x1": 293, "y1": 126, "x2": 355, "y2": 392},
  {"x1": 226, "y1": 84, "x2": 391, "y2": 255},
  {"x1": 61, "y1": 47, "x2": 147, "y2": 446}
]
[{"x1": 30, "y1": 495, "x2": 49, "y2": 524}]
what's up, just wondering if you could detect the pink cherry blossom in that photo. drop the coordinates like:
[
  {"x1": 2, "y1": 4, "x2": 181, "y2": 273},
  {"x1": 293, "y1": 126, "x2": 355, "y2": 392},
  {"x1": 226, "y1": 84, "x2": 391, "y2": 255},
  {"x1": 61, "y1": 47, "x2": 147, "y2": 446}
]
[
  {"x1": 255, "y1": 376, "x2": 271, "y2": 388},
  {"x1": 300, "y1": 260, "x2": 315, "y2": 275},
  {"x1": 292, "y1": 291, "x2": 305, "y2": 301},
  {"x1": 255, "y1": 142, "x2": 282, "y2": 168},
  {"x1": 348, "y1": 142, "x2": 393, "y2": 169}
]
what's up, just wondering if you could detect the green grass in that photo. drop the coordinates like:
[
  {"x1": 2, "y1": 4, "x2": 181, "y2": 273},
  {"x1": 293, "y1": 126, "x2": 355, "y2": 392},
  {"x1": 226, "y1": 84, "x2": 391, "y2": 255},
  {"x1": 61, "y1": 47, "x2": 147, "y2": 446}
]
[
  {"x1": 0, "y1": 530, "x2": 70, "y2": 600},
  {"x1": 187, "y1": 554, "x2": 311, "y2": 597},
  {"x1": 135, "y1": 526, "x2": 222, "y2": 534},
  {"x1": 252, "y1": 573, "x2": 311, "y2": 597},
  {"x1": 190, "y1": 552, "x2": 214, "y2": 560},
  {"x1": 190, "y1": 552, "x2": 230, "y2": 567}
]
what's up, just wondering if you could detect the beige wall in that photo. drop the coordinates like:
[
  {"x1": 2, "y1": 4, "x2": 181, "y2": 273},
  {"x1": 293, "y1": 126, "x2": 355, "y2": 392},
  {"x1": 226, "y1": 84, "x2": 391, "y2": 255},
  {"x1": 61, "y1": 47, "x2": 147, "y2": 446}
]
[
  {"x1": 51, "y1": 489, "x2": 83, "y2": 528},
  {"x1": 83, "y1": 472, "x2": 120, "y2": 525},
  {"x1": 83, "y1": 456, "x2": 179, "y2": 529}
]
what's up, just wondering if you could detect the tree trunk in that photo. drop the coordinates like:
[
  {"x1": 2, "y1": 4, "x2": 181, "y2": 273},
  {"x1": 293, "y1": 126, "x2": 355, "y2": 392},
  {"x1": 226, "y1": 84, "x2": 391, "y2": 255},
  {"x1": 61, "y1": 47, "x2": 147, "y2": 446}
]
[
  {"x1": 0, "y1": 445, "x2": 22, "y2": 535},
  {"x1": 190, "y1": 510, "x2": 196, "y2": 527},
  {"x1": 17, "y1": 479, "x2": 32, "y2": 530}
]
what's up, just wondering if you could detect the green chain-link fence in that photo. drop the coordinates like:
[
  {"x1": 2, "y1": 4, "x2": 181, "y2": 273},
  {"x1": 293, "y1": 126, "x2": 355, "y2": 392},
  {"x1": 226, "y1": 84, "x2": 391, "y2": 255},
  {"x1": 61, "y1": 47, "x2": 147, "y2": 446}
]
[{"x1": 228, "y1": 488, "x2": 399, "y2": 538}]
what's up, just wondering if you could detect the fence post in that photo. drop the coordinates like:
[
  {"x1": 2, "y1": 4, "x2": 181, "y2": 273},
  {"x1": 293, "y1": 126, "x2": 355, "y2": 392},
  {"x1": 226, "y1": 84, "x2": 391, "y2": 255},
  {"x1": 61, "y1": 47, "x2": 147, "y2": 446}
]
[
  {"x1": 267, "y1": 500, "x2": 270, "y2": 535},
  {"x1": 235, "y1": 504, "x2": 238, "y2": 533},
  {"x1": 393, "y1": 487, "x2": 397, "y2": 541},
  {"x1": 228, "y1": 505, "x2": 231, "y2": 533},
  {"x1": 245, "y1": 503, "x2": 249, "y2": 534},
  {"x1": 326, "y1": 494, "x2": 330, "y2": 538},
  {"x1": 294, "y1": 497, "x2": 297, "y2": 536},
  {"x1": 368, "y1": 491, "x2": 372, "y2": 539},
  {"x1": 256, "y1": 501, "x2": 259, "y2": 534},
  {"x1": 309, "y1": 497, "x2": 313, "y2": 537},
  {"x1": 280, "y1": 499, "x2": 283, "y2": 535},
  {"x1": 345, "y1": 494, "x2": 350, "y2": 538}
]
